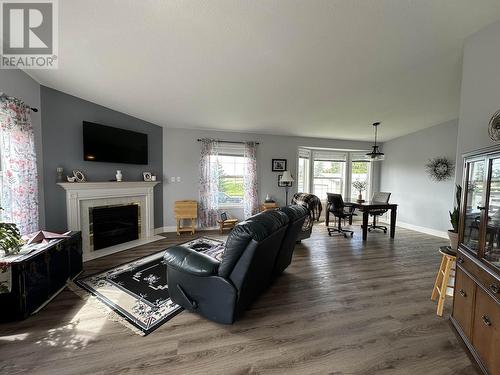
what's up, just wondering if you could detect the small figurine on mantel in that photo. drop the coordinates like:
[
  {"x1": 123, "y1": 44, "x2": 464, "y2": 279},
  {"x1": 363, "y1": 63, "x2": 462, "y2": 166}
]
[{"x1": 23, "y1": 231, "x2": 70, "y2": 245}]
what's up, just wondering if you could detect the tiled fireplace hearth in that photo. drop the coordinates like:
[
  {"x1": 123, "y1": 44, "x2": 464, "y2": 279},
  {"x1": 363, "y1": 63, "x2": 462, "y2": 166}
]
[{"x1": 58, "y1": 181, "x2": 160, "y2": 261}]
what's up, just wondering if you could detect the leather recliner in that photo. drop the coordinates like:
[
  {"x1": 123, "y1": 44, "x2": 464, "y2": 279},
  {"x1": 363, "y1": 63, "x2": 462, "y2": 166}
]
[
  {"x1": 163, "y1": 207, "x2": 307, "y2": 324},
  {"x1": 274, "y1": 205, "x2": 308, "y2": 276}
]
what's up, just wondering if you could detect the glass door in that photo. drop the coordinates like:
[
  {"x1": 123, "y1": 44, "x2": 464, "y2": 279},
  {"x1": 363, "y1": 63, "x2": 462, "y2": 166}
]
[
  {"x1": 483, "y1": 155, "x2": 500, "y2": 271},
  {"x1": 461, "y1": 158, "x2": 486, "y2": 255}
]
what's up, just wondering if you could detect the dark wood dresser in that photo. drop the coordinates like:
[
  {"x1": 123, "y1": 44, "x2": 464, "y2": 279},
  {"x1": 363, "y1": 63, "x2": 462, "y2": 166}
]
[
  {"x1": 0, "y1": 231, "x2": 82, "y2": 322},
  {"x1": 452, "y1": 147, "x2": 500, "y2": 375}
]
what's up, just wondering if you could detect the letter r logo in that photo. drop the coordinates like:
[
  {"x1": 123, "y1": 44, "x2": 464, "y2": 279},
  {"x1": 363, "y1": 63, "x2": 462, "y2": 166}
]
[{"x1": 2, "y1": 1, "x2": 53, "y2": 54}]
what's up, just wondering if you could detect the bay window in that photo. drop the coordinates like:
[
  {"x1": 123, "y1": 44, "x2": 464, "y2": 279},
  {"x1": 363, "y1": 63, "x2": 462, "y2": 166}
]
[{"x1": 297, "y1": 149, "x2": 372, "y2": 201}]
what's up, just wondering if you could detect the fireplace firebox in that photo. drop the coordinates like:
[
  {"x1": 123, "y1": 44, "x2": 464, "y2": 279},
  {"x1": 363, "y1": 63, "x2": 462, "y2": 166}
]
[{"x1": 89, "y1": 203, "x2": 140, "y2": 251}]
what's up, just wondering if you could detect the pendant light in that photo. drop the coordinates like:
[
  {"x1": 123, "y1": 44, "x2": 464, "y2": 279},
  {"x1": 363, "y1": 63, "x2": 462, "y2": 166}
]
[{"x1": 366, "y1": 122, "x2": 385, "y2": 161}]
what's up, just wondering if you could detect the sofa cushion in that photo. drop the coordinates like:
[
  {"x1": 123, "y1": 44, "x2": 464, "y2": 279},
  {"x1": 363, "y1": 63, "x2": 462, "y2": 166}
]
[
  {"x1": 218, "y1": 210, "x2": 289, "y2": 278},
  {"x1": 164, "y1": 246, "x2": 220, "y2": 276},
  {"x1": 279, "y1": 205, "x2": 308, "y2": 223}
]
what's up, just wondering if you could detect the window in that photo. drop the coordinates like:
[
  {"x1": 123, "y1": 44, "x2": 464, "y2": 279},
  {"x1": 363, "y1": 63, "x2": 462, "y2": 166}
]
[
  {"x1": 350, "y1": 153, "x2": 371, "y2": 200},
  {"x1": 297, "y1": 148, "x2": 311, "y2": 193},
  {"x1": 297, "y1": 148, "x2": 372, "y2": 202},
  {"x1": 312, "y1": 151, "x2": 346, "y2": 199},
  {"x1": 216, "y1": 145, "x2": 245, "y2": 207}
]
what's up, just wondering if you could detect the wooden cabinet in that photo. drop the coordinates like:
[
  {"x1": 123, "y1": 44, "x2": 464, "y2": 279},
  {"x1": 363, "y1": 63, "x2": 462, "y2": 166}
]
[
  {"x1": 453, "y1": 267, "x2": 475, "y2": 339},
  {"x1": 472, "y1": 287, "x2": 500, "y2": 374},
  {"x1": 451, "y1": 146, "x2": 500, "y2": 375}
]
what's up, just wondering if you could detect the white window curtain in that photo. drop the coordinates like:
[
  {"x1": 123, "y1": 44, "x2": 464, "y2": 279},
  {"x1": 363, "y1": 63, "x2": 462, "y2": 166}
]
[
  {"x1": 198, "y1": 138, "x2": 219, "y2": 228},
  {"x1": 0, "y1": 94, "x2": 39, "y2": 235},
  {"x1": 243, "y1": 142, "x2": 258, "y2": 218}
]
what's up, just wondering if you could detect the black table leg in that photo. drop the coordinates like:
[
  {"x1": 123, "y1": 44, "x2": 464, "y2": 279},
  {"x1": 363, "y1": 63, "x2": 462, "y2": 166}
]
[
  {"x1": 390, "y1": 207, "x2": 397, "y2": 238},
  {"x1": 362, "y1": 210, "x2": 369, "y2": 241}
]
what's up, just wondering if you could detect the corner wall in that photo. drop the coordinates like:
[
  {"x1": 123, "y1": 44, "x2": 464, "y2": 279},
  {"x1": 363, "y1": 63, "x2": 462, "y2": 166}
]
[
  {"x1": 40, "y1": 86, "x2": 163, "y2": 232},
  {"x1": 456, "y1": 20, "x2": 500, "y2": 179},
  {"x1": 380, "y1": 119, "x2": 458, "y2": 236}
]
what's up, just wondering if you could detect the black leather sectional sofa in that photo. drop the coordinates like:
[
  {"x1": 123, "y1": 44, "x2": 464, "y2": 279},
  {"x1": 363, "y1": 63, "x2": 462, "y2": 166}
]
[{"x1": 163, "y1": 205, "x2": 308, "y2": 324}]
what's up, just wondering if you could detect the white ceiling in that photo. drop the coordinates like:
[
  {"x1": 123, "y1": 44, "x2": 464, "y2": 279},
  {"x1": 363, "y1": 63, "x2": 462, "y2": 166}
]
[{"x1": 27, "y1": 0, "x2": 500, "y2": 141}]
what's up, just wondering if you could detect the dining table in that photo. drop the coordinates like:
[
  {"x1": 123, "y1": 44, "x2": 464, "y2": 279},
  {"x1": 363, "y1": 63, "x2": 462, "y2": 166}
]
[{"x1": 343, "y1": 199, "x2": 398, "y2": 241}]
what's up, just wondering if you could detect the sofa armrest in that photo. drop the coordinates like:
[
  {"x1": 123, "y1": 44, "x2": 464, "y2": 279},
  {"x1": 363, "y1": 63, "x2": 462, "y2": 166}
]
[{"x1": 164, "y1": 246, "x2": 220, "y2": 276}]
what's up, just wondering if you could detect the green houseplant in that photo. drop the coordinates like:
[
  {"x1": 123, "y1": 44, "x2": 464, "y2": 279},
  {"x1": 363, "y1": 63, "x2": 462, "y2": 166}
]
[
  {"x1": 448, "y1": 185, "x2": 462, "y2": 250},
  {"x1": 0, "y1": 206, "x2": 24, "y2": 256}
]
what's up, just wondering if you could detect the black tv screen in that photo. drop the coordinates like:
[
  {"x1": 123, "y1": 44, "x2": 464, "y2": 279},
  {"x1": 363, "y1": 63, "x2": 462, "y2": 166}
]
[{"x1": 83, "y1": 121, "x2": 148, "y2": 165}]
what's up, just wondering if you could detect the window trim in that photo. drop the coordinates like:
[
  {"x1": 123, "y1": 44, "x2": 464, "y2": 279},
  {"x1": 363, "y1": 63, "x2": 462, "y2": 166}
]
[
  {"x1": 215, "y1": 151, "x2": 245, "y2": 208},
  {"x1": 296, "y1": 148, "x2": 373, "y2": 200}
]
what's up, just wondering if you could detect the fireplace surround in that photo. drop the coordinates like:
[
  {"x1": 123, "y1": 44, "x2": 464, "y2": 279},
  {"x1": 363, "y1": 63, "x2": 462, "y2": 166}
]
[{"x1": 58, "y1": 181, "x2": 160, "y2": 261}]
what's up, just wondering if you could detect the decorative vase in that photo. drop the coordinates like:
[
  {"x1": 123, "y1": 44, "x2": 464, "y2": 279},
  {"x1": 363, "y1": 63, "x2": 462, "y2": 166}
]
[
  {"x1": 116, "y1": 170, "x2": 122, "y2": 182},
  {"x1": 357, "y1": 193, "x2": 363, "y2": 202},
  {"x1": 448, "y1": 230, "x2": 459, "y2": 251},
  {"x1": 56, "y1": 167, "x2": 64, "y2": 182}
]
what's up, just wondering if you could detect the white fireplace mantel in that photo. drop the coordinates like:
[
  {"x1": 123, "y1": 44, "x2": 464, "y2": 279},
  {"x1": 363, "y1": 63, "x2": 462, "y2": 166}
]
[{"x1": 58, "y1": 181, "x2": 160, "y2": 260}]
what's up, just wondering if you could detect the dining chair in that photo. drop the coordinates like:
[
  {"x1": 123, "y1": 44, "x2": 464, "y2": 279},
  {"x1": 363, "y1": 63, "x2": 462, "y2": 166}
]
[
  {"x1": 326, "y1": 193, "x2": 354, "y2": 238},
  {"x1": 367, "y1": 192, "x2": 391, "y2": 233}
]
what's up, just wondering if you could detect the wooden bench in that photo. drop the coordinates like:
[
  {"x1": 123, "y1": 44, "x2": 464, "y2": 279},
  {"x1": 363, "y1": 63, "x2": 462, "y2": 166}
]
[{"x1": 217, "y1": 218, "x2": 238, "y2": 234}]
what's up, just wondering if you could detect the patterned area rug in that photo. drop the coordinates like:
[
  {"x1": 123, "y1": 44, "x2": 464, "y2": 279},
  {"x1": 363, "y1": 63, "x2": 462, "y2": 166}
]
[{"x1": 75, "y1": 237, "x2": 225, "y2": 335}]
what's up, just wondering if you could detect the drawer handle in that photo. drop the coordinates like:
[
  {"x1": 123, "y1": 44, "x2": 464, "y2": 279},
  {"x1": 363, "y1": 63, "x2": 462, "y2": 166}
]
[
  {"x1": 459, "y1": 289, "x2": 467, "y2": 297},
  {"x1": 490, "y1": 284, "x2": 499, "y2": 294},
  {"x1": 457, "y1": 257, "x2": 465, "y2": 264},
  {"x1": 482, "y1": 315, "x2": 492, "y2": 327}
]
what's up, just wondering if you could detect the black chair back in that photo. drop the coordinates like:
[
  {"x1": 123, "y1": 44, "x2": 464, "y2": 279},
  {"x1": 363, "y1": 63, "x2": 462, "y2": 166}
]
[{"x1": 327, "y1": 193, "x2": 345, "y2": 216}]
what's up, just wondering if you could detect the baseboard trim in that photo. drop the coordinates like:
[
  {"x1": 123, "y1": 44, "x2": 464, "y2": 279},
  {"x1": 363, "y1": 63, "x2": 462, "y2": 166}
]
[
  {"x1": 154, "y1": 225, "x2": 219, "y2": 234},
  {"x1": 389, "y1": 221, "x2": 448, "y2": 239}
]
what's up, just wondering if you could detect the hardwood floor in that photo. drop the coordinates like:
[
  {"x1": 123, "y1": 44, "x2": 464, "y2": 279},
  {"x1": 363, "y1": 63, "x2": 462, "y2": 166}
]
[{"x1": 0, "y1": 225, "x2": 478, "y2": 374}]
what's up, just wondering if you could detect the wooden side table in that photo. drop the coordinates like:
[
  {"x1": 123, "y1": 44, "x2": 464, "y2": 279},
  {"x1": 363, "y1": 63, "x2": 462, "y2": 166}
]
[
  {"x1": 261, "y1": 202, "x2": 278, "y2": 212},
  {"x1": 174, "y1": 200, "x2": 197, "y2": 235},
  {"x1": 431, "y1": 246, "x2": 456, "y2": 316},
  {"x1": 217, "y1": 219, "x2": 238, "y2": 234}
]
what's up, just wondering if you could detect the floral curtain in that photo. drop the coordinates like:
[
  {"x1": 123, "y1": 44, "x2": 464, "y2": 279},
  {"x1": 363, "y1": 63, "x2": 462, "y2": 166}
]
[
  {"x1": 0, "y1": 94, "x2": 39, "y2": 235},
  {"x1": 243, "y1": 141, "x2": 258, "y2": 218},
  {"x1": 199, "y1": 138, "x2": 219, "y2": 228}
]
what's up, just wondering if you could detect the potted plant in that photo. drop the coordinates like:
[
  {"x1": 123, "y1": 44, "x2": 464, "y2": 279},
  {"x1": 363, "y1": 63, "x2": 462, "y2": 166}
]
[
  {"x1": 448, "y1": 185, "x2": 462, "y2": 250},
  {"x1": 352, "y1": 180, "x2": 368, "y2": 202},
  {"x1": 0, "y1": 206, "x2": 24, "y2": 256}
]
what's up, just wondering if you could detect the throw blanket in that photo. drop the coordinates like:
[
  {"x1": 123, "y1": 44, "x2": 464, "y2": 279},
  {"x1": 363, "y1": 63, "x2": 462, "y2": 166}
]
[{"x1": 291, "y1": 193, "x2": 322, "y2": 231}]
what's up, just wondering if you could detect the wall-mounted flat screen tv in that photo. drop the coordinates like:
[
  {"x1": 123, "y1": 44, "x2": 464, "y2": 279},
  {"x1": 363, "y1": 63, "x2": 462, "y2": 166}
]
[{"x1": 83, "y1": 121, "x2": 148, "y2": 165}]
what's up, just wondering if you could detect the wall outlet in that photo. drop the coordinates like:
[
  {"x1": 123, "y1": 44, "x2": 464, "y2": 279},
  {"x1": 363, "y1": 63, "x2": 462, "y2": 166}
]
[
  {"x1": 170, "y1": 176, "x2": 175, "y2": 183},
  {"x1": 176, "y1": 176, "x2": 181, "y2": 182}
]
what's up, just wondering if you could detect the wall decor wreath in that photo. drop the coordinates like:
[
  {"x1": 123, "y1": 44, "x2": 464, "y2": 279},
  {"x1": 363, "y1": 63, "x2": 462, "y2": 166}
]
[{"x1": 425, "y1": 157, "x2": 455, "y2": 182}]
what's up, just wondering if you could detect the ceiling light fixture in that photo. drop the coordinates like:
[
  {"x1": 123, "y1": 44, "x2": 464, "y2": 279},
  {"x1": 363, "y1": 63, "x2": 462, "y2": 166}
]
[{"x1": 366, "y1": 122, "x2": 385, "y2": 161}]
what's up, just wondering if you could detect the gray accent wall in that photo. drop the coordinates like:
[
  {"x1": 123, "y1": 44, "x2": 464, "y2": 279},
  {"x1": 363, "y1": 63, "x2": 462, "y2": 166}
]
[
  {"x1": 456, "y1": 20, "x2": 500, "y2": 181},
  {"x1": 0, "y1": 69, "x2": 45, "y2": 228},
  {"x1": 41, "y1": 86, "x2": 163, "y2": 231},
  {"x1": 162, "y1": 127, "x2": 377, "y2": 228},
  {"x1": 380, "y1": 119, "x2": 458, "y2": 234}
]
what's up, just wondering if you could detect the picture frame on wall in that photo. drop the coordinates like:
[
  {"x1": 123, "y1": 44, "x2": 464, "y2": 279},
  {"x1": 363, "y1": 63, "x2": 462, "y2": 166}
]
[
  {"x1": 272, "y1": 159, "x2": 287, "y2": 172},
  {"x1": 278, "y1": 174, "x2": 292, "y2": 187}
]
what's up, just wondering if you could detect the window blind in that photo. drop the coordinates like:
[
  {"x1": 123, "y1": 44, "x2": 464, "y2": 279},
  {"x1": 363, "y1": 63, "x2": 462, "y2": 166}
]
[
  {"x1": 217, "y1": 143, "x2": 245, "y2": 156},
  {"x1": 298, "y1": 148, "x2": 311, "y2": 159},
  {"x1": 312, "y1": 150, "x2": 347, "y2": 162},
  {"x1": 351, "y1": 152, "x2": 370, "y2": 162}
]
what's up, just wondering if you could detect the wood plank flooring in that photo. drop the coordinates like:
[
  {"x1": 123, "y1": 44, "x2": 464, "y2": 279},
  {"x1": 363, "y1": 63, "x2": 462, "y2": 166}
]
[{"x1": 0, "y1": 225, "x2": 478, "y2": 374}]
